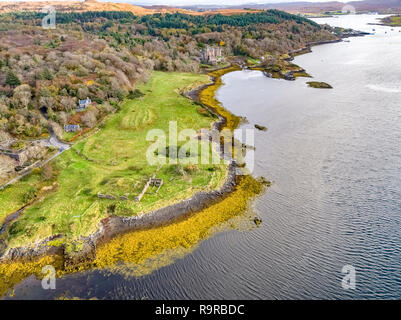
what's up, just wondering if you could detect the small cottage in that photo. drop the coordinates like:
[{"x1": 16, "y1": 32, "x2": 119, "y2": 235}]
[
  {"x1": 64, "y1": 124, "x2": 80, "y2": 132},
  {"x1": 77, "y1": 97, "x2": 91, "y2": 111}
]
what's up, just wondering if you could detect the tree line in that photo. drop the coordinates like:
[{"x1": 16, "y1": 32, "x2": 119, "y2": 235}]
[{"x1": 2, "y1": 10, "x2": 320, "y2": 29}]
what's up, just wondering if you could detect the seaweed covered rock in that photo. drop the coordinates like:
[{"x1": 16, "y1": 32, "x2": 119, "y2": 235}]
[
  {"x1": 254, "y1": 124, "x2": 267, "y2": 131},
  {"x1": 254, "y1": 217, "x2": 262, "y2": 226},
  {"x1": 307, "y1": 81, "x2": 333, "y2": 89}
]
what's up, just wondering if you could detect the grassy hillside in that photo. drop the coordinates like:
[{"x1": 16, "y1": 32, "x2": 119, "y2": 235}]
[{"x1": 0, "y1": 10, "x2": 336, "y2": 145}]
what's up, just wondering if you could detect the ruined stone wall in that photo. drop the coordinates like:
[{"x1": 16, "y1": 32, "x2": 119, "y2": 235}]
[
  {"x1": 201, "y1": 46, "x2": 223, "y2": 65},
  {"x1": 0, "y1": 141, "x2": 47, "y2": 165}
]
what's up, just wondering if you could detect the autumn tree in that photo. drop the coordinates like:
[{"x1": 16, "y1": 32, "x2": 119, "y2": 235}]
[
  {"x1": 41, "y1": 163, "x2": 54, "y2": 180},
  {"x1": 81, "y1": 109, "x2": 97, "y2": 128}
]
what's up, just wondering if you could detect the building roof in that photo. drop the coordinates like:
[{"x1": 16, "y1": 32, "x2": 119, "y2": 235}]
[{"x1": 79, "y1": 98, "x2": 91, "y2": 105}]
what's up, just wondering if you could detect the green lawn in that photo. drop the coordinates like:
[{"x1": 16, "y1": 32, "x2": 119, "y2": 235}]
[{"x1": 0, "y1": 72, "x2": 227, "y2": 249}]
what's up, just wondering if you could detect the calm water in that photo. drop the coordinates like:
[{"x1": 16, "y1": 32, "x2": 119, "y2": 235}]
[{"x1": 9, "y1": 14, "x2": 401, "y2": 299}]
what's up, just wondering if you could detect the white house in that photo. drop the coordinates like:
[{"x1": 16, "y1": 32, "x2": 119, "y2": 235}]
[
  {"x1": 77, "y1": 97, "x2": 91, "y2": 111},
  {"x1": 64, "y1": 124, "x2": 80, "y2": 132}
]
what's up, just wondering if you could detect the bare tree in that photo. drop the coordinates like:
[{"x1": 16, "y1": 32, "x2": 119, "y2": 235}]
[{"x1": 81, "y1": 109, "x2": 97, "y2": 128}]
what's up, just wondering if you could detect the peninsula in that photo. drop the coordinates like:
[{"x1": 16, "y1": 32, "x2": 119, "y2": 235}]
[{"x1": 0, "y1": 5, "x2": 351, "y2": 296}]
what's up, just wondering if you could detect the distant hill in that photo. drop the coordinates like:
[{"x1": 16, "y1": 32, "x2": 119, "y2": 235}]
[
  {"x1": 181, "y1": 0, "x2": 401, "y2": 14},
  {"x1": 349, "y1": 0, "x2": 401, "y2": 12},
  {"x1": 0, "y1": 0, "x2": 193, "y2": 15},
  {"x1": 2, "y1": 0, "x2": 401, "y2": 17},
  {"x1": 0, "y1": 0, "x2": 260, "y2": 16}
]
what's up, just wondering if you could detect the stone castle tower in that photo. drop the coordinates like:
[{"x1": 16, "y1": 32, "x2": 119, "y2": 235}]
[{"x1": 201, "y1": 46, "x2": 223, "y2": 65}]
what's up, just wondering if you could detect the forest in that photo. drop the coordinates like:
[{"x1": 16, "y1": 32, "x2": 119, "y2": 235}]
[
  {"x1": 2, "y1": 10, "x2": 320, "y2": 28},
  {"x1": 0, "y1": 10, "x2": 336, "y2": 143}
]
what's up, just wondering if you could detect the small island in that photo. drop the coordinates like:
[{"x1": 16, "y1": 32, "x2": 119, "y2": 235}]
[
  {"x1": 380, "y1": 15, "x2": 401, "y2": 26},
  {"x1": 307, "y1": 81, "x2": 333, "y2": 89},
  {"x1": 254, "y1": 124, "x2": 267, "y2": 131}
]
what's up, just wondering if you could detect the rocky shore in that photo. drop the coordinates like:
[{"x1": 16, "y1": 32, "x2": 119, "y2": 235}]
[
  {"x1": 0, "y1": 29, "x2": 368, "y2": 267},
  {"x1": 253, "y1": 31, "x2": 368, "y2": 83},
  {"x1": 0, "y1": 70, "x2": 243, "y2": 267}
]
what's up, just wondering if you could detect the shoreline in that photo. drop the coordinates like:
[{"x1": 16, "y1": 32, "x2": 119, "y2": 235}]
[
  {"x1": 0, "y1": 65, "x2": 251, "y2": 266},
  {"x1": 375, "y1": 14, "x2": 401, "y2": 27},
  {"x1": 0, "y1": 32, "x2": 364, "y2": 271}
]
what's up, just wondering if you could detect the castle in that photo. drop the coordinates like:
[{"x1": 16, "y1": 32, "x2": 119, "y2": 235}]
[{"x1": 201, "y1": 46, "x2": 223, "y2": 65}]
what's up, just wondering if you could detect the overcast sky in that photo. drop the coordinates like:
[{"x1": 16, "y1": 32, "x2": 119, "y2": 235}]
[
  {"x1": 0, "y1": 0, "x2": 358, "y2": 4},
  {"x1": 133, "y1": 0, "x2": 353, "y2": 5}
]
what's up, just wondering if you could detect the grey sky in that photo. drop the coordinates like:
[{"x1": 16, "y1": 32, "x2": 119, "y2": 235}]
[
  {"x1": 133, "y1": 0, "x2": 352, "y2": 5},
  {"x1": 0, "y1": 0, "x2": 358, "y2": 4}
]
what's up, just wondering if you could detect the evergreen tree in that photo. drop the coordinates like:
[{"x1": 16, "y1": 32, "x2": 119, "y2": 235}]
[
  {"x1": 43, "y1": 68, "x2": 53, "y2": 81},
  {"x1": 5, "y1": 70, "x2": 21, "y2": 86}
]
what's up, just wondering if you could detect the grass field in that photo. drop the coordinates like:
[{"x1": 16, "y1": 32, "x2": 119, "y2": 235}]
[{"x1": 0, "y1": 72, "x2": 227, "y2": 249}]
